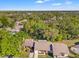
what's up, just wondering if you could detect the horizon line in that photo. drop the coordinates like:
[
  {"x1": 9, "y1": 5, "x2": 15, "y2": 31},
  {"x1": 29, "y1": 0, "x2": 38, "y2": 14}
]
[{"x1": 0, "y1": 10, "x2": 79, "y2": 11}]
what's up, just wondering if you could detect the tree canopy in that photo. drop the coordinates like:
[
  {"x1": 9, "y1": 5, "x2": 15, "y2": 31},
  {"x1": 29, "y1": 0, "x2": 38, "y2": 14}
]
[{"x1": 0, "y1": 11, "x2": 79, "y2": 57}]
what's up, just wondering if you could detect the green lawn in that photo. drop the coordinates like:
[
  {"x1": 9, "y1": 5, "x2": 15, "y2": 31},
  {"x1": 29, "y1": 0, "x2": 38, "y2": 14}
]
[
  {"x1": 38, "y1": 55, "x2": 48, "y2": 58},
  {"x1": 54, "y1": 39, "x2": 79, "y2": 47},
  {"x1": 38, "y1": 55, "x2": 53, "y2": 58}
]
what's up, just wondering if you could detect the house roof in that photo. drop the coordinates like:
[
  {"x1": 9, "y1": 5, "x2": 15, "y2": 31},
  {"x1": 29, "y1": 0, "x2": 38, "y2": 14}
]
[
  {"x1": 72, "y1": 45, "x2": 79, "y2": 54},
  {"x1": 23, "y1": 39, "x2": 34, "y2": 48},
  {"x1": 35, "y1": 40, "x2": 49, "y2": 51},
  {"x1": 74, "y1": 45, "x2": 79, "y2": 48},
  {"x1": 52, "y1": 43, "x2": 69, "y2": 56}
]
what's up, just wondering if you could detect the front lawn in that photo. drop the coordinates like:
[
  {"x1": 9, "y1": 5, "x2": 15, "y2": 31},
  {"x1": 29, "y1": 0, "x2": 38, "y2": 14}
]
[{"x1": 38, "y1": 54, "x2": 53, "y2": 58}]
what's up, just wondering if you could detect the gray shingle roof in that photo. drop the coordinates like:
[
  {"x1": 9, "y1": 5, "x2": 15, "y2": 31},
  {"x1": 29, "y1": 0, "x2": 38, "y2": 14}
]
[
  {"x1": 23, "y1": 39, "x2": 34, "y2": 48},
  {"x1": 52, "y1": 43, "x2": 69, "y2": 56},
  {"x1": 35, "y1": 40, "x2": 50, "y2": 51}
]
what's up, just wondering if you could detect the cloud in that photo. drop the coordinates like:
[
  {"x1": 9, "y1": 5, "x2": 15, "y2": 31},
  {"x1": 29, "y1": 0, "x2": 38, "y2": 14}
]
[
  {"x1": 65, "y1": 1, "x2": 72, "y2": 5},
  {"x1": 51, "y1": 0, "x2": 72, "y2": 6},
  {"x1": 36, "y1": 0, "x2": 44, "y2": 3},
  {"x1": 52, "y1": 3, "x2": 62, "y2": 6},
  {"x1": 35, "y1": 0, "x2": 50, "y2": 4}
]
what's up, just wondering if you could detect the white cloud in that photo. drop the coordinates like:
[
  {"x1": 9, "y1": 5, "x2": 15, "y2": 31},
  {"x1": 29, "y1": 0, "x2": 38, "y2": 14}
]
[
  {"x1": 36, "y1": 0, "x2": 44, "y2": 3},
  {"x1": 65, "y1": 1, "x2": 72, "y2": 5},
  {"x1": 52, "y1": 3, "x2": 62, "y2": 6},
  {"x1": 35, "y1": 0, "x2": 50, "y2": 4}
]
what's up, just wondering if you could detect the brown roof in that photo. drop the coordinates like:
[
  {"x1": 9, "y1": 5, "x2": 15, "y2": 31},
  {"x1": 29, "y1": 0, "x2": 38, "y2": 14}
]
[
  {"x1": 23, "y1": 39, "x2": 34, "y2": 47},
  {"x1": 35, "y1": 40, "x2": 49, "y2": 51},
  {"x1": 52, "y1": 43, "x2": 69, "y2": 56}
]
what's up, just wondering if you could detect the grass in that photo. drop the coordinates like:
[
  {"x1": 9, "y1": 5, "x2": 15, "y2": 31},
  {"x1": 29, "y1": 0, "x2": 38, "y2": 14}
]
[
  {"x1": 19, "y1": 47, "x2": 30, "y2": 58},
  {"x1": 68, "y1": 53, "x2": 79, "y2": 58},
  {"x1": 38, "y1": 55, "x2": 48, "y2": 58},
  {"x1": 54, "y1": 39, "x2": 79, "y2": 47},
  {"x1": 38, "y1": 54, "x2": 53, "y2": 58}
]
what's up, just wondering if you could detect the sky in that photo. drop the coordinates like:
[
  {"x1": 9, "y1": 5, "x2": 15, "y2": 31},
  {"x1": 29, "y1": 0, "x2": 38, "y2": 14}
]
[{"x1": 0, "y1": 0, "x2": 79, "y2": 11}]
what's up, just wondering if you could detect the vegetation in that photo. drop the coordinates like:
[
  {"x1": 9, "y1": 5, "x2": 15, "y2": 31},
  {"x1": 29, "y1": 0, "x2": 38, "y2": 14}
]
[{"x1": 0, "y1": 11, "x2": 79, "y2": 57}]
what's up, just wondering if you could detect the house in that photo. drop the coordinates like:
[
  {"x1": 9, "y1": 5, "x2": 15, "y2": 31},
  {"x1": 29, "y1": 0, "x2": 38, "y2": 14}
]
[
  {"x1": 15, "y1": 21, "x2": 23, "y2": 30},
  {"x1": 22, "y1": 39, "x2": 69, "y2": 58},
  {"x1": 52, "y1": 43, "x2": 69, "y2": 58},
  {"x1": 34, "y1": 40, "x2": 50, "y2": 55},
  {"x1": 71, "y1": 45, "x2": 79, "y2": 54},
  {"x1": 22, "y1": 39, "x2": 35, "y2": 53},
  {"x1": 6, "y1": 20, "x2": 24, "y2": 34},
  {"x1": 22, "y1": 39, "x2": 34, "y2": 48}
]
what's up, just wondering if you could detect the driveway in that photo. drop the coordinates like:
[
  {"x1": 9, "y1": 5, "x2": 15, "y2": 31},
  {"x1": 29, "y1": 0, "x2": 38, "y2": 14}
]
[
  {"x1": 34, "y1": 50, "x2": 38, "y2": 58},
  {"x1": 29, "y1": 52, "x2": 34, "y2": 58}
]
